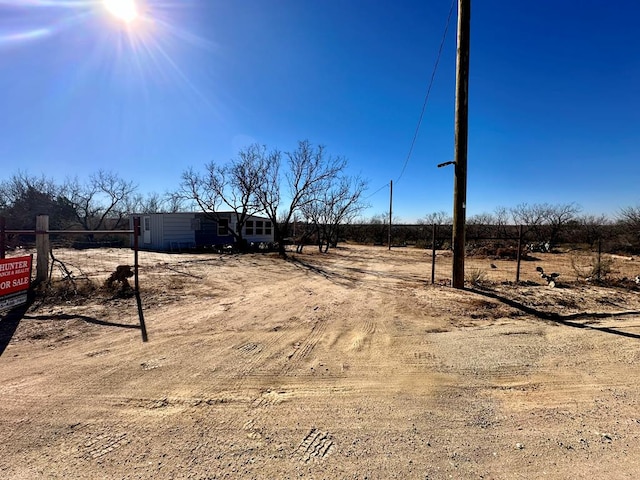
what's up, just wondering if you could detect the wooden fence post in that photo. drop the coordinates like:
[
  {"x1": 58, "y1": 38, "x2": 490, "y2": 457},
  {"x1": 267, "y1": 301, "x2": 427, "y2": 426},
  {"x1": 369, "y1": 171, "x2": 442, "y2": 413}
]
[{"x1": 36, "y1": 215, "x2": 49, "y2": 283}]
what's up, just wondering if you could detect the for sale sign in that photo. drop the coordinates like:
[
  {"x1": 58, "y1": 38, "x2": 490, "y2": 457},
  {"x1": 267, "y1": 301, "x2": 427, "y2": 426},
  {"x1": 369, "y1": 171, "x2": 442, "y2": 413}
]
[{"x1": 0, "y1": 255, "x2": 32, "y2": 311}]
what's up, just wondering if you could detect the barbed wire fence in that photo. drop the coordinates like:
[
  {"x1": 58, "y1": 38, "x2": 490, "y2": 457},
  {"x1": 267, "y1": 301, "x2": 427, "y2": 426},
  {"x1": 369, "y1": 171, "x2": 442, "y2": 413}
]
[
  {"x1": 343, "y1": 222, "x2": 632, "y2": 287},
  {"x1": 1, "y1": 215, "x2": 147, "y2": 342}
]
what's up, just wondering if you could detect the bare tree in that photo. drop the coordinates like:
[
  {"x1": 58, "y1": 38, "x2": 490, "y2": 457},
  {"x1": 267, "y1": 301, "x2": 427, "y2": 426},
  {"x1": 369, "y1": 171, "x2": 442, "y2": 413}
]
[
  {"x1": 62, "y1": 171, "x2": 137, "y2": 231},
  {"x1": 421, "y1": 211, "x2": 452, "y2": 226},
  {"x1": 510, "y1": 202, "x2": 551, "y2": 243},
  {"x1": 290, "y1": 218, "x2": 318, "y2": 254},
  {"x1": 127, "y1": 191, "x2": 185, "y2": 214},
  {"x1": 546, "y1": 202, "x2": 581, "y2": 245},
  {"x1": 0, "y1": 172, "x2": 58, "y2": 207},
  {"x1": 256, "y1": 140, "x2": 346, "y2": 255},
  {"x1": 510, "y1": 203, "x2": 548, "y2": 228},
  {"x1": 467, "y1": 212, "x2": 496, "y2": 225},
  {"x1": 467, "y1": 212, "x2": 498, "y2": 240},
  {"x1": 369, "y1": 213, "x2": 388, "y2": 225},
  {"x1": 619, "y1": 206, "x2": 640, "y2": 230},
  {"x1": 510, "y1": 202, "x2": 581, "y2": 246},
  {"x1": 577, "y1": 214, "x2": 611, "y2": 247},
  {"x1": 178, "y1": 144, "x2": 266, "y2": 249},
  {"x1": 164, "y1": 191, "x2": 191, "y2": 213},
  {"x1": 360, "y1": 213, "x2": 390, "y2": 245},
  {"x1": 300, "y1": 175, "x2": 368, "y2": 252},
  {"x1": 493, "y1": 206, "x2": 511, "y2": 238},
  {"x1": 0, "y1": 172, "x2": 74, "y2": 229},
  {"x1": 619, "y1": 205, "x2": 640, "y2": 248}
]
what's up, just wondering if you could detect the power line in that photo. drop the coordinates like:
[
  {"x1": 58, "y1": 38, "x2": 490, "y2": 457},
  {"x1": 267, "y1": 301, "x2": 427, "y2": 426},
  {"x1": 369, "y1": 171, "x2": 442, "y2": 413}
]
[
  {"x1": 396, "y1": 0, "x2": 456, "y2": 184},
  {"x1": 363, "y1": 0, "x2": 456, "y2": 204},
  {"x1": 364, "y1": 181, "x2": 390, "y2": 201}
]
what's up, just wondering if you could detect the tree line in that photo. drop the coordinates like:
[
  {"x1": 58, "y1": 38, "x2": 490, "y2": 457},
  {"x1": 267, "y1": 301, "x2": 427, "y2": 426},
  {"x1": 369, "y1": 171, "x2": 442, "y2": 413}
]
[
  {"x1": 2, "y1": 143, "x2": 639, "y2": 254},
  {"x1": 344, "y1": 203, "x2": 640, "y2": 254},
  {"x1": 0, "y1": 140, "x2": 368, "y2": 254},
  {"x1": 0, "y1": 170, "x2": 141, "y2": 231}
]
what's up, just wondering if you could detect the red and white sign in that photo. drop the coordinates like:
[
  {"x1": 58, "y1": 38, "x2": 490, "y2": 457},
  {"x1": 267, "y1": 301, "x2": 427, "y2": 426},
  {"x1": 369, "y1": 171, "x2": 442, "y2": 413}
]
[{"x1": 0, "y1": 255, "x2": 33, "y2": 297}]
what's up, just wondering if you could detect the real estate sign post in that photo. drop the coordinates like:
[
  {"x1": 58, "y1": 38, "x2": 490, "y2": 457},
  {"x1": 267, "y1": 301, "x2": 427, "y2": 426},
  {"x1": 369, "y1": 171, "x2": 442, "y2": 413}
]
[{"x1": 0, "y1": 255, "x2": 33, "y2": 311}]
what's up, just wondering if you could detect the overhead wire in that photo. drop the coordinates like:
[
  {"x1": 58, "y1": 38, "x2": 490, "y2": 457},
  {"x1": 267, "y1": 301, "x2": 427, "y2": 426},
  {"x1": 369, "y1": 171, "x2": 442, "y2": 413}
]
[
  {"x1": 364, "y1": 0, "x2": 456, "y2": 201},
  {"x1": 364, "y1": 182, "x2": 390, "y2": 200},
  {"x1": 396, "y1": 0, "x2": 456, "y2": 184}
]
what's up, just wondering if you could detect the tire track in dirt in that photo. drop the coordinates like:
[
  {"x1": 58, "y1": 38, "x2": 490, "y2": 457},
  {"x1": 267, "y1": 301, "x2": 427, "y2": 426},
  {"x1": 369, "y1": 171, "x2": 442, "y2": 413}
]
[
  {"x1": 280, "y1": 316, "x2": 329, "y2": 375},
  {"x1": 228, "y1": 327, "x2": 291, "y2": 387},
  {"x1": 237, "y1": 312, "x2": 335, "y2": 465},
  {"x1": 79, "y1": 430, "x2": 131, "y2": 460},
  {"x1": 292, "y1": 428, "x2": 335, "y2": 463},
  {"x1": 345, "y1": 312, "x2": 377, "y2": 353},
  {"x1": 250, "y1": 388, "x2": 293, "y2": 408},
  {"x1": 114, "y1": 394, "x2": 250, "y2": 411}
]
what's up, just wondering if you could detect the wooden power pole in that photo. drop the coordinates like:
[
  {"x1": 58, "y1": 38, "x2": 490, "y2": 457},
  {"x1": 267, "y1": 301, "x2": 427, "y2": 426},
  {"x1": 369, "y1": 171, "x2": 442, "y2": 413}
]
[{"x1": 452, "y1": 0, "x2": 471, "y2": 289}]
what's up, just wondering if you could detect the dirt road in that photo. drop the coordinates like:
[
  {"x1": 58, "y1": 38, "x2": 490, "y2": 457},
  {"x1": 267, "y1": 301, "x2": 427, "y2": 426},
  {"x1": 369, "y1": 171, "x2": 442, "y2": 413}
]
[{"x1": 1, "y1": 245, "x2": 640, "y2": 478}]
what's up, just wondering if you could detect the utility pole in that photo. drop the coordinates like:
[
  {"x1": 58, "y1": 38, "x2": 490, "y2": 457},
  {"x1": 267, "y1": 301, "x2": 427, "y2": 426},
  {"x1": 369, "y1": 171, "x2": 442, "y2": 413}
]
[
  {"x1": 388, "y1": 180, "x2": 393, "y2": 250},
  {"x1": 452, "y1": 0, "x2": 471, "y2": 289}
]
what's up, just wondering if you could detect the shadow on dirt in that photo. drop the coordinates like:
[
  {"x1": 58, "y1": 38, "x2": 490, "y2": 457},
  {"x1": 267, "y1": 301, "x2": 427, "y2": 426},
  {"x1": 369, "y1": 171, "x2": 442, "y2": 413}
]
[
  {"x1": 1, "y1": 302, "x2": 141, "y2": 357},
  {"x1": 0, "y1": 301, "x2": 31, "y2": 357},
  {"x1": 470, "y1": 287, "x2": 640, "y2": 340},
  {"x1": 22, "y1": 313, "x2": 141, "y2": 330},
  {"x1": 288, "y1": 256, "x2": 358, "y2": 288},
  {"x1": 288, "y1": 255, "x2": 429, "y2": 289}
]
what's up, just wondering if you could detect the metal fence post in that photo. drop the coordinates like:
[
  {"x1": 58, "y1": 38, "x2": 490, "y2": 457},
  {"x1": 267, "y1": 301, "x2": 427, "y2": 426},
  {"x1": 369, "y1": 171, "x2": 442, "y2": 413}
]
[
  {"x1": 597, "y1": 237, "x2": 602, "y2": 282},
  {"x1": 516, "y1": 224, "x2": 523, "y2": 283},
  {"x1": 431, "y1": 223, "x2": 437, "y2": 284},
  {"x1": 133, "y1": 217, "x2": 148, "y2": 342}
]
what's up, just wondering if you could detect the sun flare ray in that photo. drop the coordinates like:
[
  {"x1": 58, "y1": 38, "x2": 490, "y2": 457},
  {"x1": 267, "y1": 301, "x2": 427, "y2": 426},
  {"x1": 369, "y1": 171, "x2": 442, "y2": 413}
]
[
  {"x1": 102, "y1": 0, "x2": 138, "y2": 24},
  {"x1": 1, "y1": 0, "x2": 215, "y2": 108},
  {"x1": 0, "y1": 28, "x2": 51, "y2": 43}
]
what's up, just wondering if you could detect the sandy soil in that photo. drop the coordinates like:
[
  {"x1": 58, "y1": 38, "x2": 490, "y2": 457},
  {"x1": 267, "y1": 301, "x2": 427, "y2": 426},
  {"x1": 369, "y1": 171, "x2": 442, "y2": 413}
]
[{"x1": 1, "y1": 244, "x2": 640, "y2": 479}]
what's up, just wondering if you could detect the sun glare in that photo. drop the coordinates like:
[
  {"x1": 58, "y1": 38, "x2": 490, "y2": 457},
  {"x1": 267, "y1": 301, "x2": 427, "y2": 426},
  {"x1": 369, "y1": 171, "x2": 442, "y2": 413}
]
[{"x1": 103, "y1": 0, "x2": 139, "y2": 23}]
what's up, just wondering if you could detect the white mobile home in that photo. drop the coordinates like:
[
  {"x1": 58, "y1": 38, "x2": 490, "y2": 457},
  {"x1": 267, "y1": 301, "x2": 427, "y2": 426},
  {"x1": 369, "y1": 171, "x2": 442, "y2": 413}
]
[{"x1": 130, "y1": 212, "x2": 274, "y2": 252}]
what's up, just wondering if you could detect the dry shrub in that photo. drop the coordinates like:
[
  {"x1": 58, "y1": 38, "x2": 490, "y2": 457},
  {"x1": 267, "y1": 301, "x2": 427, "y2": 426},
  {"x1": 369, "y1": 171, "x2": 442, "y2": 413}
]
[
  {"x1": 36, "y1": 277, "x2": 99, "y2": 304},
  {"x1": 570, "y1": 252, "x2": 613, "y2": 281},
  {"x1": 466, "y1": 268, "x2": 488, "y2": 286}
]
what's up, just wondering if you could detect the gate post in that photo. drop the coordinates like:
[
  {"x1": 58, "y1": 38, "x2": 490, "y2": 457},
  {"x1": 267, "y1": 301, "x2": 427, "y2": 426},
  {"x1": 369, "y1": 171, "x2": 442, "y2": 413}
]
[
  {"x1": 36, "y1": 215, "x2": 49, "y2": 283},
  {"x1": 133, "y1": 217, "x2": 148, "y2": 342}
]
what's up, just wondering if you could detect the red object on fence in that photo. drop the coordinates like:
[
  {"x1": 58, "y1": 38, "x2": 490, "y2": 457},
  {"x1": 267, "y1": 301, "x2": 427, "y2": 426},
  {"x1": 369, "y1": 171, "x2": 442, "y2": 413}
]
[{"x1": 0, "y1": 255, "x2": 32, "y2": 297}]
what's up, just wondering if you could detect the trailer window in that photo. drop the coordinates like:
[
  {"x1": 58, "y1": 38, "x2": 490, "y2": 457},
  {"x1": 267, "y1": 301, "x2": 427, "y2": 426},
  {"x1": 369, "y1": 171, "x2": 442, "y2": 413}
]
[{"x1": 218, "y1": 219, "x2": 229, "y2": 236}]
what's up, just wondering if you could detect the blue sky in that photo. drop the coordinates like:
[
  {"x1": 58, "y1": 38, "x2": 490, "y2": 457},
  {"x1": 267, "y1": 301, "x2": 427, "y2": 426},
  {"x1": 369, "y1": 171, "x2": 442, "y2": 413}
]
[{"x1": 1, "y1": 0, "x2": 638, "y2": 222}]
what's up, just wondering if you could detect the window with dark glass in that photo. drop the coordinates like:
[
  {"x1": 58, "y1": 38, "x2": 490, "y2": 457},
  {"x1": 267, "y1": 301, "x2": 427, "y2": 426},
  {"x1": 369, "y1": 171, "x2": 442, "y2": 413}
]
[{"x1": 218, "y1": 218, "x2": 229, "y2": 236}]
